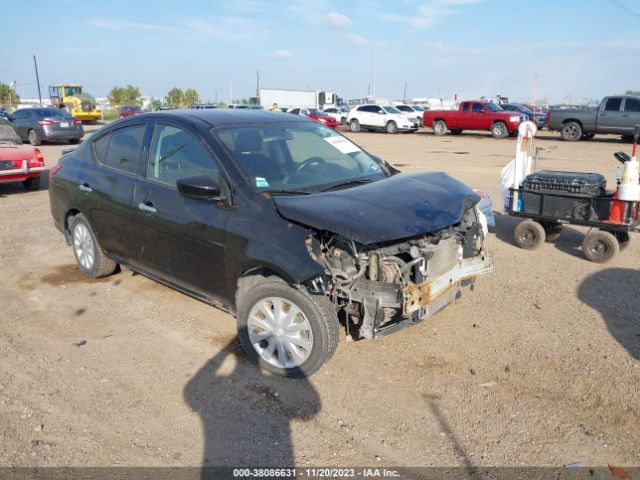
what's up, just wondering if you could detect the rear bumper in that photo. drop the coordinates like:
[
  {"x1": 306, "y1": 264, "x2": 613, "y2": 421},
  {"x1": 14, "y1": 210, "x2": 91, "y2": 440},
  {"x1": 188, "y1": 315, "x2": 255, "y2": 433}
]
[
  {"x1": 42, "y1": 127, "x2": 84, "y2": 140},
  {"x1": 0, "y1": 161, "x2": 45, "y2": 182}
]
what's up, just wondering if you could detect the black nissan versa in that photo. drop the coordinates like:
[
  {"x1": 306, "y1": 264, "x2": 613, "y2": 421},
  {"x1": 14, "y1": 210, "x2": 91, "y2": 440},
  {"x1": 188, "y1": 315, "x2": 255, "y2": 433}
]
[{"x1": 49, "y1": 110, "x2": 492, "y2": 376}]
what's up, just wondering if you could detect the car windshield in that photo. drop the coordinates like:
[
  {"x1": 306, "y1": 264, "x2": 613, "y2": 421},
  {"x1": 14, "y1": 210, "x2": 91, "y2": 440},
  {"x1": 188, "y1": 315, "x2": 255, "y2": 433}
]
[
  {"x1": 383, "y1": 106, "x2": 401, "y2": 114},
  {"x1": 515, "y1": 104, "x2": 532, "y2": 114},
  {"x1": 485, "y1": 102, "x2": 503, "y2": 112},
  {"x1": 412, "y1": 105, "x2": 425, "y2": 111},
  {"x1": 307, "y1": 108, "x2": 321, "y2": 115},
  {"x1": 34, "y1": 108, "x2": 66, "y2": 117},
  {"x1": 214, "y1": 122, "x2": 387, "y2": 193}
]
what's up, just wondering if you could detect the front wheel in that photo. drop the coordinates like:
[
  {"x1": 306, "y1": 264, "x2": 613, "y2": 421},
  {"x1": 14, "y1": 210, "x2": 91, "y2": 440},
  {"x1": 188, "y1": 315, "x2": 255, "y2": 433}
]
[
  {"x1": 561, "y1": 122, "x2": 582, "y2": 141},
  {"x1": 582, "y1": 230, "x2": 619, "y2": 263},
  {"x1": 386, "y1": 120, "x2": 398, "y2": 134},
  {"x1": 491, "y1": 122, "x2": 508, "y2": 138},
  {"x1": 514, "y1": 219, "x2": 546, "y2": 250},
  {"x1": 69, "y1": 213, "x2": 118, "y2": 278},
  {"x1": 237, "y1": 276, "x2": 339, "y2": 377},
  {"x1": 350, "y1": 119, "x2": 361, "y2": 133},
  {"x1": 340, "y1": 116, "x2": 347, "y2": 125}
]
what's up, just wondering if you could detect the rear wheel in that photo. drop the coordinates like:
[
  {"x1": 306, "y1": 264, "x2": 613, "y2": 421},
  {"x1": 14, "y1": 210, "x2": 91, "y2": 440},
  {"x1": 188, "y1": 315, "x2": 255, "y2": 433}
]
[
  {"x1": 386, "y1": 120, "x2": 398, "y2": 134},
  {"x1": 69, "y1": 213, "x2": 118, "y2": 278},
  {"x1": 350, "y1": 119, "x2": 361, "y2": 133},
  {"x1": 433, "y1": 120, "x2": 447, "y2": 136},
  {"x1": 236, "y1": 276, "x2": 339, "y2": 377},
  {"x1": 613, "y1": 231, "x2": 630, "y2": 251},
  {"x1": 542, "y1": 222, "x2": 562, "y2": 242},
  {"x1": 514, "y1": 219, "x2": 546, "y2": 250},
  {"x1": 491, "y1": 122, "x2": 508, "y2": 138},
  {"x1": 28, "y1": 129, "x2": 41, "y2": 146},
  {"x1": 340, "y1": 116, "x2": 347, "y2": 125},
  {"x1": 560, "y1": 122, "x2": 582, "y2": 141},
  {"x1": 582, "y1": 230, "x2": 619, "y2": 263},
  {"x1": 22, "y1": 176, "x2": 40, "y2": 191}
]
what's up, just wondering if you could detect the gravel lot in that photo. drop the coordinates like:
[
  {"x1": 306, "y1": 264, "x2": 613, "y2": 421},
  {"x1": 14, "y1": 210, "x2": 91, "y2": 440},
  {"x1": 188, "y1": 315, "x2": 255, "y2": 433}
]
[{"x1": 1, "y1": 123, "x2": 638, "y2": 469}]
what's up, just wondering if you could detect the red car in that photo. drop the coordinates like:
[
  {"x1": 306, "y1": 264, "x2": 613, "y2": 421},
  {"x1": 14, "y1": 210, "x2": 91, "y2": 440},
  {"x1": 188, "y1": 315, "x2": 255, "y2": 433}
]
[
  {"x1": 288, "y1": 107, "x2": 338, "y2": 129},
  {"x1": 0, "y1": 121, "x2": 46, "y2": 190},
  {"x1": 119, "y1": 105, "x2": 144, "y2": 118},
  {"x1": 423, "y1": 100, "x2": 527, "y2": 138}
]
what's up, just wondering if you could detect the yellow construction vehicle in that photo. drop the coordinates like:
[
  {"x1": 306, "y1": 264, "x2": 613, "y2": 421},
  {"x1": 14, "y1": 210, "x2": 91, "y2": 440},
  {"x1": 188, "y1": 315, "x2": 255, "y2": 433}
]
[{"x1": 48, "y1": 83, "x2": 101, "y2": 124}]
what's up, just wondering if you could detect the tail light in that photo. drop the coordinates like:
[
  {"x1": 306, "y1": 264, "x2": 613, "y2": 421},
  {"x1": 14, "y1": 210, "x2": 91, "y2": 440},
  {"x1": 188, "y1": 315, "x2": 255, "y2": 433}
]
[
  {"x1": 49, "y1": 163, "x2": 63, "y2": 179},
  {"x1": 73, "y1": 119, "x2": 82, "y2": 125},
  {"x1": 38, "y1": 119, "x2": 55, "y2": 126},
  {"x1": 35, "y1": 148, "x2": 45, "y2": 165}
]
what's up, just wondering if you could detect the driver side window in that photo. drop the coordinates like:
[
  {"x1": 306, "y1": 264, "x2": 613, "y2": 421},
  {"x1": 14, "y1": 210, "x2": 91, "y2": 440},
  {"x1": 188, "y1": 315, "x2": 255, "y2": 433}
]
[
  {"x1": 472, "y1": 103, "x2": 485, "y2": 113},
  {"x1": 147, "y1": 124, "x2": 219, "y2": 187}
]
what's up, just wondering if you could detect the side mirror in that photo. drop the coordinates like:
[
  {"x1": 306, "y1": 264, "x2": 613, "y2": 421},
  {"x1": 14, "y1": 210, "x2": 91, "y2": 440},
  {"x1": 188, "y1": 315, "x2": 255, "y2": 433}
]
[{"x1": 177, "y1": 175, "x2": 223, "y2": 201}]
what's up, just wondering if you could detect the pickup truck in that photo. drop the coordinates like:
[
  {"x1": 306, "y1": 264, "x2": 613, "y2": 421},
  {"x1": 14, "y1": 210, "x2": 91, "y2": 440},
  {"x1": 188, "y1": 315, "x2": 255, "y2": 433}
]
[
  {"x1": 423, "y1": 100, "x2": 526, "y2": 138},
  {"x1": 548, "y1": 95, "x2": 640, "y2": 141}
]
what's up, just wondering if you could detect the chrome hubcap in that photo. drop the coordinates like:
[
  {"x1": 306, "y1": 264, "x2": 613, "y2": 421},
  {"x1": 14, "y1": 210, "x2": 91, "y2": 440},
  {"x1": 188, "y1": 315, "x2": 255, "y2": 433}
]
[
  {"x1": 247, "y1": 296, "x2": 313, "y2": 369},
  {"x1": 73, "y1": 223, "x2": 95, "y2": 271}
]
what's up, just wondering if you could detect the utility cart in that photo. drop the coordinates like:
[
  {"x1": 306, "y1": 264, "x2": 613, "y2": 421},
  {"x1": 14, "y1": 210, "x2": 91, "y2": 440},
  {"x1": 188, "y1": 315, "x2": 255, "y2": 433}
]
[{"x1": 508, "y1": 163, "x2": 639, "y2": 263}]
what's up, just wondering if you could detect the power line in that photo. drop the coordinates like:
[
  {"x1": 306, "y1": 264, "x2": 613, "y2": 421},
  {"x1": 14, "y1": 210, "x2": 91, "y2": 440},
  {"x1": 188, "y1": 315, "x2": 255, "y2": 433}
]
[{"x1": 606, "y1": 0, "x2": 640, "y2": 18}]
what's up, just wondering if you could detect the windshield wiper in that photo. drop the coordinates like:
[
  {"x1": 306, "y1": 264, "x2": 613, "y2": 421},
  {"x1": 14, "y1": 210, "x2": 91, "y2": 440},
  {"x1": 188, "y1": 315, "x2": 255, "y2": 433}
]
[
  {"x1": 265, "y1": 189, "x2": 311, "y2": 195},
  {"x1": 320, "y1": 178, "x2": 374, "y2": 192}
]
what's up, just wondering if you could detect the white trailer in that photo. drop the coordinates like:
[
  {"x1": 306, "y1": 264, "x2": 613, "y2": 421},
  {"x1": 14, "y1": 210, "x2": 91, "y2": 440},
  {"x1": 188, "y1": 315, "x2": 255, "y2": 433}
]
[{"x1": 259, "y1": 88, "x2": 336, "y2": 109}]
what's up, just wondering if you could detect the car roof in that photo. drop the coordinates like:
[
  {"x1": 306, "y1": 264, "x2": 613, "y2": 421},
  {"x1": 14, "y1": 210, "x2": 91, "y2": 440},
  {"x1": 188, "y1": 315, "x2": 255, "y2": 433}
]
[{"x1": 148, "y1": 108, "x2": 309, "y2": 127}]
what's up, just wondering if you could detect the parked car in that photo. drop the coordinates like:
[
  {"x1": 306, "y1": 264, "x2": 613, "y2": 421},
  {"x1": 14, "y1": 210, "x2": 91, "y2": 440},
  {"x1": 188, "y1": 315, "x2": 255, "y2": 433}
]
[
  {"x1": 503, "y1": 103, "x2": 546, "y2": 129},
  {"x1": 227, "y1": 104, "x2": 250, "y2": 109},
  {"x1": 48, "y1": 110, "x2": 492, "y2": 376},
  {"x1": 547, "y1": 95, "x2": 640, "y2": 141},
  {"x1": 394, "y1": 104, "x2": 425, "y2": 127},
  {"x1": 0, "y1": 108, "x2": 9, "y2": 121},
  {"x1": 288, "y1": 107, "x2": 338, "y2": 129},
  {"x1": 423, "y1": 100, "x2": 526, "y2": 138},
  {"x1": 0, "y1": 122, "x2": 46, "y2": 190},
  {"x1": 347, "y1": 104, "x2": 419, "y2": 134},
  {"x1": 9, "y1": 107, "x2": 84, "y2": 146},
  {"x1": 323, "y1": 106, "x2": 350, "y2": 125},
  {"x1": 119, "y1": 106, "x2": 144, "y2": 118},
  {"x1": 189, "y1": 104, "x2": 217, "y2": 110}
]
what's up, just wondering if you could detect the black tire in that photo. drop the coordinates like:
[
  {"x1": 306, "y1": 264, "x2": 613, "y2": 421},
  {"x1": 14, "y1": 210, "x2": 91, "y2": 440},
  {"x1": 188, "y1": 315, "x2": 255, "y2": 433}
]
[
  {"x1": 581, "y1": 133, "x2": 595, "y2": 140},
  {"x1": 433, "y1": 120, "x2": 447, "y2": 136},
  {"x1": 491, "y1": 122, "x2": 508, "y2": 138},
  {"x1": 386, "y1": 120, "x2": 398, "y2": 134},
  {"x1": 514, "y1": 219, "x2": 546, "y2": 250},
  {"x1": 614, "y1": 231, "x2": 630, "y2": 250},
  {"x1": 69, "y1": 138, "x2": 80, "y2": 144},
  {"x1": 350, "y1": 119, "x2": 361, "y2": 133},
  {"x1": 236, "y1": 276, "x2": 339, "y2": 377},
  {"x1": 22, "y1": 176, "x2": 41, "y2": 191},
  {"x1": 28, "y1": 129, "x2": 41, "y2": 146},
  {"x1": 621, "y1": 135, "x2": 634, "y2": 143},
  {"x1": 340, "y1": 116, "x2": 347, "y2": 125},
  {"x1": 450, "y1": 128, "x2": 463, "y2": 135},
  {"x1": 542, "y1": 222, "x2": 562, "y2": 242},
  {"x1": 560, "y1": 122, "x2": 582, "y2": 141},
  {"x1": 582, "y1": 230, "x2": 619, "y2": 263},
  {"x1": 69, "y1": 213, "x2": 118, "y2": 278}
]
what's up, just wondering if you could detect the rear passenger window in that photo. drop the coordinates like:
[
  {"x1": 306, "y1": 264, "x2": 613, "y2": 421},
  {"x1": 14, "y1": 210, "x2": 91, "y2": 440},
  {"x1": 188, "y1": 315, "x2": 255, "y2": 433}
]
[
  {"x1": 461, "y1": 102, "x2": 470, "y2": 112},
  {"x1": 604, "y1": 98, "x2": 622, "y2": 112},
  {"x1": 624, "y1": 97, "x2": 640, "y2": 112},
  {"x1": 93, "y1": 124, "x2": 146, "y2": 175},
  {"x1": 147, "y1": 124, "x2": 218, "y2": 187}
]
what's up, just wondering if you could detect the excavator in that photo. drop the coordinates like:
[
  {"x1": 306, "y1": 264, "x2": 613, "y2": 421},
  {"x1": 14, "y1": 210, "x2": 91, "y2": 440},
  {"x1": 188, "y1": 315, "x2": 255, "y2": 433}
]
[{"x1": 48, "y1": 83, "x2": 101, "y2": 124}]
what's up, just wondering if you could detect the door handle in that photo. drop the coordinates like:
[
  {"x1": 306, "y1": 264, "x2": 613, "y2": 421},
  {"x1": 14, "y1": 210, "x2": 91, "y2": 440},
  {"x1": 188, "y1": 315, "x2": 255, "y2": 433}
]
[
  {"x1": 138, "y1": 202, "x2": 157, "y2": 214},
  {"x1": 78, "y1": 183, "x2": 92, "y2": 193}
]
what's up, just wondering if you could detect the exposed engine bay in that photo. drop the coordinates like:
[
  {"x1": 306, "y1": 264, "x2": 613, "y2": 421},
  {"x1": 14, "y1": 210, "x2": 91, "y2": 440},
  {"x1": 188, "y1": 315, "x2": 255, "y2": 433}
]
[{"x1": 305, "y1": 205, "x2": 493, "y2": 339}]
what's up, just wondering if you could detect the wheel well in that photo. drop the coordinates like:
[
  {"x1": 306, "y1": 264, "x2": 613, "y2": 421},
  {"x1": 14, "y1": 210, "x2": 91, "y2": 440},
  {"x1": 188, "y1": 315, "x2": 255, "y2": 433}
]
[
  {"x1": 492, "y1": 120, "x2": 506, "y2": 125},
  {"x1": 434, "y1": 118, "x2": 446, "y2": 124},
  {"x1": 562, "y1": 118, "x2": 583, "y2": 127},
  {"x1": 236, "y1": 267, "x2": 289, "y2": 299},
  {"x1": 64, "y1": 209, "x2": 80, "y2": 231}
]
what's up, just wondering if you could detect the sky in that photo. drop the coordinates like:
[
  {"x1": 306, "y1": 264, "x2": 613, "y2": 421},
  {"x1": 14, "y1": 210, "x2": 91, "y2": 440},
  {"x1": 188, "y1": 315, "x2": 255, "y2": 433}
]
[{"x1": 2, "y1": 0, "x2": 639, "y2": 104}]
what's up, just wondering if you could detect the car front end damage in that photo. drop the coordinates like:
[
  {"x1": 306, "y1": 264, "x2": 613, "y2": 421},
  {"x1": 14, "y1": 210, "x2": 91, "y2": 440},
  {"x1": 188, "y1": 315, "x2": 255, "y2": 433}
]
[{"x1": 303, "y1": 203, "x2": 492, "y2": 339}]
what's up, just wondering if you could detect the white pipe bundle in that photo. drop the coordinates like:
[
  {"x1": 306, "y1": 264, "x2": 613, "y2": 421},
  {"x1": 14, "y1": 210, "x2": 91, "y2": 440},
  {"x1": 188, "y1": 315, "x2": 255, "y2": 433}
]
[{"x1": 499, "y1": 121, "x2": 538, "y2": 212}]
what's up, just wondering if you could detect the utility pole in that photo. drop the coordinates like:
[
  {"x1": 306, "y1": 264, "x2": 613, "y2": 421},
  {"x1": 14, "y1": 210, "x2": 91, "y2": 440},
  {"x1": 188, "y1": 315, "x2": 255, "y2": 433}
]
[
  {"x1": 371, "y1": 47, "x2": 376, "y2": 99},
  {"x1": 403, "y1": 82, "x2": 407, "y2": 102},
  {"x1": 532, "y1": 72, "x2": 538, "y2": 114},
  {"x1": 33, "y1": 55, "x2": 42, "y2": 106},
  {"x1": 256, "y1": 71, "x2": 260, "y2": 98}
]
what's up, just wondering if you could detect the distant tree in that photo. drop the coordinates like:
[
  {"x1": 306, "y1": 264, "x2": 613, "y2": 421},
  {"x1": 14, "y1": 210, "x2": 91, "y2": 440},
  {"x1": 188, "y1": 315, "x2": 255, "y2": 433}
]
[
  {"x1": 148, "y1": 98, "x2": 163, "y2": 111},
  {"x1": 0, "y1": 83, "x2": 20, "y2": 109},
  {"x1": 165, "y1": 87, "x2": 184, "y2": 108},
  {"x1": 108, "y1": 84, "x2": 141, "y2": 106},
  {"x1": 626, "y1": 90, "x2": 640, "y2": 96},
  {"x1": 183, "y1": 88, "x2": 200, "y2": 106}
]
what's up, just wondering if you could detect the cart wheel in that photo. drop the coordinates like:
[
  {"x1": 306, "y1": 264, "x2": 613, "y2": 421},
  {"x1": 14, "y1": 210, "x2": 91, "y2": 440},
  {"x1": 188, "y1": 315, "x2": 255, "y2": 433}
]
[
  {"x1": 514, "y1": 220, "x2": 546, "y2": 250},
  {"x1": 582, "y1": 230, "x2": 619, "y2": 263},
  {"x1": 542, "y1": 222, "x2": 562, "y2": 242},
  {"x1": 613, "y1": 231, "x2": 630, "y2": 251}
]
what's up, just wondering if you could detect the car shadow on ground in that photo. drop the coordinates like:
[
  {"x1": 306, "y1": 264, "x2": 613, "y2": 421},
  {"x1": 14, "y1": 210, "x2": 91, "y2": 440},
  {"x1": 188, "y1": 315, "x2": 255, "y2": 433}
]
[
  {"x1": 183, "y1": 339, "x2": 321, "y2": 477},
  {"x1": 0, "y1": 168, "x2": 49, "y2": 197},
  {"x1": 578, "y1": 268, "x2": 640, "y2": 360}
]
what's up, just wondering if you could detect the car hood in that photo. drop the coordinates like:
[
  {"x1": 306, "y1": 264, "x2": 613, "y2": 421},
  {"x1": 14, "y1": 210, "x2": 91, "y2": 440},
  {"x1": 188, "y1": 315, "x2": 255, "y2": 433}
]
[{"x1": 272, "y1": 172, "x2": 479, "y2": 244}]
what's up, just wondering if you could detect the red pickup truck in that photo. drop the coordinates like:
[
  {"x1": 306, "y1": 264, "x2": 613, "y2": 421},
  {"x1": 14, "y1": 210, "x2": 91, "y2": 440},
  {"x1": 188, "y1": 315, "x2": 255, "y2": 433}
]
[{"x1": 423, "y1": 100, "x2": 526, "y2": 138}]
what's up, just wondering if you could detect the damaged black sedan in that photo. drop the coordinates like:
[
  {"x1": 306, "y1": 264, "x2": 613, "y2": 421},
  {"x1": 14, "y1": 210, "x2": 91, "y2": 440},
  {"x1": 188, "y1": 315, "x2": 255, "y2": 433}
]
[{"x1": 49, "y1": 110, "x2": 492, "y2": 377}]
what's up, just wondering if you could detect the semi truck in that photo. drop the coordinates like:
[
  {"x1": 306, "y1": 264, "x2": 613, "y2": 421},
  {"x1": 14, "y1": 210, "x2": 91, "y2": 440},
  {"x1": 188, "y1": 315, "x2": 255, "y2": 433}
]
[{"x1": 259, "y1": 88, "x2": 337, "y2": 110}]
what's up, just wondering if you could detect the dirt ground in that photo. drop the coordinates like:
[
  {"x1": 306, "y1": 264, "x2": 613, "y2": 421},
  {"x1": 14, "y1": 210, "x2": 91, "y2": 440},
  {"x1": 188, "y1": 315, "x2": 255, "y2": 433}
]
[{"x1": 1, "y1": 122, "x2": 638, "y2": 470}]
